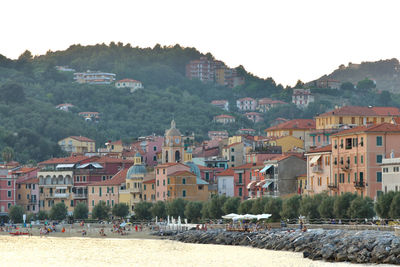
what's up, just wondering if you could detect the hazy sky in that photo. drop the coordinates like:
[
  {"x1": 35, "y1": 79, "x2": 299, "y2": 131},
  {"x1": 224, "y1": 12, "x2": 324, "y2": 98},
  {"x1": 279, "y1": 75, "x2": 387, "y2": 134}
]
[{"x1": 1, "y1": 0, "x2": 400, "y2": 86}]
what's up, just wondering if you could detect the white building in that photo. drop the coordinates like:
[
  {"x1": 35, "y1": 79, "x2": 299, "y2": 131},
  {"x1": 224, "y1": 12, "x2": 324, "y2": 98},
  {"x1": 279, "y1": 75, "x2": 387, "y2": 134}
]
[
  {"x1": 211, "y1": 100, "x2": 229, "y2": 111},
  {"x1": 236, "y1": 97, "x2": 257, "y2": 111},
  {"x1": 56, "y1": 103, "x2": 74, "y2": 112},
  {"x1": 381, "y1": 155, "x2": 400, "y2": 193},
  {"x1": 115, "y1": 79, "x2": 144, "y2": 92},
  {"x1": 74, "y1": 71, "x2": 116, "y2": 84},
  {"x1": 217, "y1": 169, "x2": 234, "y2": 197},
  {"x1": 292, "y1": 89, "x2": 314, "y2": 108}
]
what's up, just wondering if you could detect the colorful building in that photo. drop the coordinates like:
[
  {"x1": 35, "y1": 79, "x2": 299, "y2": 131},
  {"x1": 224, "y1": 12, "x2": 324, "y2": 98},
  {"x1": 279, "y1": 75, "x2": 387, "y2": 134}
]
[
  {"x1": 222, "y1": 142, "x2": 245, "y2": 168},
  {"x1": 166, "y1": 170, "x2": 209, "y2": 202},
  {"x1": 58, "y1": 136, "x2": 96, "y2": 154},
  {"x1": 236, "y1": 97, "x2": 257, "y2": 112},
  {"x1": 0, "y1": 169, "x2": 17, "y2": 216},
  {"x1": 330, "y1": 123, "x2": 400, "y2": 200},
  {"x1": 217, "y1": 168, "x2": 235, "y2": 197},
  {"x1": 244, "y1": 112, "x2": 263, "y2": 123},
  {"x1": 185, "y1": 57, "x2": 215, "y2": 83},
  {"x1": 305, "y1": 145, "x2": 332, "y2": 196},
  {"x1": 213, "y1": 115, "x2": 235, "y2": 124},
  {"x1": 208, "y1": 131, "x2": 229, "y2": 141},
  {"x1": 142, "y1": 175, "x2": 156, "y2": 202},
  {"x1": 211, "y1": 100, "x2": 229, "y2": 111},
  {"x1": 257, "y1": 98, "x2": 287, "y2": 113},
  {"x1": 266, "y1": 135, "x2": 304, "y2": 153},
  {"x1": 78, "y1": 112, "x2": 100, "y2": 122},
  {"x1": 381, "y1": 155, "x2": 400, "y2": 194},
  {"x1": 73, "y1": 71, "x2": 116, "y2": 84},
  {"x1": 292, "y1": 89, "x2": 314, "y2": 108},
  {"x1": 115, "y1": 79, "x2": 143, "y2": 92}
]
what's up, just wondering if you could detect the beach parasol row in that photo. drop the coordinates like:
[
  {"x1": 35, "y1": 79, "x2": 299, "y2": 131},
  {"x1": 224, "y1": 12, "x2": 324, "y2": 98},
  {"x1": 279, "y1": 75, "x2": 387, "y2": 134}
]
[{"x1": 221, "y1": 213, "x2": 272, "y2": 220}]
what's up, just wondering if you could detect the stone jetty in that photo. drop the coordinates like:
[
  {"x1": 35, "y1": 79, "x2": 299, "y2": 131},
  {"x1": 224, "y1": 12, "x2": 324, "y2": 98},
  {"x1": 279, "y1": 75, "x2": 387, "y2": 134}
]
[{"x1": 157, "y1": 229, "x2": 400, "y2": 264}]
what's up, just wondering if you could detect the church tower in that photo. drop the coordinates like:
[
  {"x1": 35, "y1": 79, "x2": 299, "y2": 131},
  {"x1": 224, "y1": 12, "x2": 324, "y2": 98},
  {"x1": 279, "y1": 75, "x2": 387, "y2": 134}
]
[{"x1": 162, "y1": 120, "x2": 185, "y2": 164}]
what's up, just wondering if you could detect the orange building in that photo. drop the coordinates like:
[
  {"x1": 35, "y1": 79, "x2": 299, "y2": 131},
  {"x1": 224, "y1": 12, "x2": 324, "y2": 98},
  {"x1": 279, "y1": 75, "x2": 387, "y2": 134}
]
[
  {"x1": 331, "y1": 123, "x2": 400, "y2": 200},
  {"x1": 142, "y1": 176, "x2": 156, "y2": 202},
  {"x1": 166, "y1": 171, "x2": 208, "y2": 201}
]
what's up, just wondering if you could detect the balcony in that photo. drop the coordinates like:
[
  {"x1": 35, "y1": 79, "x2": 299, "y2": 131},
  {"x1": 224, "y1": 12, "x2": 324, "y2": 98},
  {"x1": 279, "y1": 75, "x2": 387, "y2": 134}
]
[
  {"x1": 235, "y1": 181, "x2": 244, "y2": 186},
  {"x1": 354, "y1": 181, "x2": 365, "y2": 189},
  {"x1": 119, "y1": 188, "x2": 141, "y2": 194},
  {"x1": 312, "y1": 165, "x2": 323, "y2": 173},
  {"x1": 328, "y1": 183, "x2": 338, "y2": 190},
  {"x1": 73, "y1": 193, "x2": 88, "y2": 199},
  {"x1": 341, "y1": 164, "x2": 351, "y2": 172},
  {"x1": 44, "y1": 193, "x2": 69, "y2": 198}
]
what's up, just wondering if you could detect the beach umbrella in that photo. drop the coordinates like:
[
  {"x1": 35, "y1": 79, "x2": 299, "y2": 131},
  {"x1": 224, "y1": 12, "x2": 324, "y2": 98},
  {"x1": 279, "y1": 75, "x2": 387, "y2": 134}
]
[
  {"x1": 120, "y1": 222, "x2": 127, "y2": 227},
  {"x1": 243, "y1": 214, "x2": 258, "y2": 220},
  {"x1": 257, "y1": 214, "x2": 272, "y2": 220},
  {"x1": 222, "y1": 213, "x2": 239, "y2": 219},
  {"x1": 168, "y1": 216, "x2": 170, "y2": 225},
  {"x1": 156, "y1": 216, "x2": 158, "y2": 224}
]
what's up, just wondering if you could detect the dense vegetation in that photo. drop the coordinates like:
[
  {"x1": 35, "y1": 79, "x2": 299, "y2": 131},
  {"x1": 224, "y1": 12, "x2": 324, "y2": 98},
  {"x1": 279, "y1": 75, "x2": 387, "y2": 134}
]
[{"x1": 1, "y1": 43, "x2": 400, "y2": 163}]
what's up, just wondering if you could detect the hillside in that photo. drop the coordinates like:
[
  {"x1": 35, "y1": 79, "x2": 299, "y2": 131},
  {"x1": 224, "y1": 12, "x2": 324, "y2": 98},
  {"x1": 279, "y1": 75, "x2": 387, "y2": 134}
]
[{"x1": 312, "y1": 58, "x2": 400, "y2": 93}]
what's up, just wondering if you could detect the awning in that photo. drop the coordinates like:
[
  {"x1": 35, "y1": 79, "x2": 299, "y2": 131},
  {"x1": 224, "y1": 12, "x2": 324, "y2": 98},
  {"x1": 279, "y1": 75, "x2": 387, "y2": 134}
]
[
  {"x1": 262, "y1": 181, "x2": 273, "y2": 188},
  {"x1": 256, "y1": 180, "x2": 266, "y2": 187},
  {"x1": 77, "y1": 163, "x2": 103, "y2": 169},
  {"x1": 260, "y1": 165, "x2": 273, "y2": 173},
  {"x1": 247, "y1": 181, "x2": 257, "y2": 189},
  {"x1": 56, "y1": 164, "x2": 75, "y2": 169},
  {"x1": 56, "y1": 186, "x2": 67, "y2": 190},
  {"x1": 309, "y1": 155, "x2": 321, "y2": 164}
]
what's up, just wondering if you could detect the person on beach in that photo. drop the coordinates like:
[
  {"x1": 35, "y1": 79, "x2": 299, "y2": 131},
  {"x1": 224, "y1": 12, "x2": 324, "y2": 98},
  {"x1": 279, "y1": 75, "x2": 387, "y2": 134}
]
[
  {"x1": 61, "y1": 227, "x2": 65, "y2": 233},
  {"x1": 135, "y1": 225, "x2": 138, "y2": 232}
]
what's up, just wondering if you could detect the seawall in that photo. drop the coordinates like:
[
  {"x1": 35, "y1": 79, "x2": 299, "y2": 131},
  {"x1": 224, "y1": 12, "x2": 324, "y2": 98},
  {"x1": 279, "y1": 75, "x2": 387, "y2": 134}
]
[{"x1": 161, "y1": 229, "x2": 400, "y2": 264}]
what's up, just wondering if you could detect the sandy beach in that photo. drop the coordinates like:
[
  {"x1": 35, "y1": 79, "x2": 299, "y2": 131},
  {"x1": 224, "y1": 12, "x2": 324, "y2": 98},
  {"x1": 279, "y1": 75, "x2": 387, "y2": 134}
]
[{"x1": 0, "y1": 235, "x2": 395, "y2": 267}]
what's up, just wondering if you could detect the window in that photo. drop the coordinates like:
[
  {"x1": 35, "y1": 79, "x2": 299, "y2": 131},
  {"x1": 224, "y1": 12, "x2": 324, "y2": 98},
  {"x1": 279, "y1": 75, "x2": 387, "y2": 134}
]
[
  {"x1": 182, "y1": 178, "x2": 186, "y2": 185},
  {"x1": 348, "y1": 173, "x2": 350, "y2": 183},
  {"x1": 153, "y1": 156, "x2": 157, "y2": 161},
  {"x1": 157, "y1": 180, "x2": 159, "y2": 186},
  {"x1": 360, "y1": 137, "x2": 364, "y2": 147},
  {"x1": 345, "y1": 138, "x2": 352, "y2": 149},
  {"x1": 313, "y1": 136, "x2": 316, "y2": 146},
  {"x1": 354, "y1": 172, "x2": 357, "y2": 182},
  {"x1": 231, "y1": 148, "x2": 234, "y2": 152},
  {"x1": 167, "y1": 178, "x2": 170, "y2": 185},
  {"x1": 238, "y1": 173, "x2": 243, "y2": 184},
  {"x1": 239, "y1": 188, "x2": 242, "y2": 196},
  {"x1": 340, "y1": 139, "x2": 344, "y2": 148},
  {"x1": 318, "y1": 136, "x2": 321, "y2": 143},
  {"x1": 334, "y1": 157, "x2": 337, "y2": 165},
  {"x1": 231, "y1": 156, "x2": 235, "y2": 162},
  {"x1": 377, "y1": 155, "x2": 383, "y2": 164},
  {"x1": 40, "y1": 188, "x2": 43, "y2": 194},
  {"x1": 163, "y1": 169, "x2": 165, "y2": 174},
  {"x1": 377, "y1": 172, "x2": 382, "y2": 182},
  {"x1": 157, "y1": 169, "x2": 159, "y2": 175},
  {"x1": 7, "y1": 180, "x2": 11, "y2": 187},
  {"x1": 70, "y1": 200, "x2": 74, "y2": 207},
  {"x1": 205, "y1": 172, "x2": 210, "y2": 181},
  {"x1": 152, "y1": 184, "x2": 154, "y2": 190},
  {"x1": 163, "y1": 180, "x2": 165, "y2": 186},
  {"x1": 107, "y1": 200, "x2": 110, "y2": 206},
  {"x1": 18, "y1": 194, "x2": 21, "y2": 200},
  {"x1": 92, "y1": 200, "x2": 94, "y2": 206},
  {"x1": 83, "y1": 176, "x2": 86, "y2": 182},
  {"x1": 27, "y1": 194, "x2": 30, "y2": 200},
  {"x1": 361, "y1": 155, "x2": 364, "y2": 164},
  {"x1": 383, "y1": 167, "x2": 389, "y2": 173},
  {"x1": 153, "y1": 146, "x2": 157, "y2": 151},
  {"x1": 394, "y1": 167, "x2": 400, "y2": 172},
  {"x1": 99, "y1": 187, "x2": 102, "y2": 197},
  {"x1": 354, "y1": 156, "x2": 357, "y2": 164},
  {"x1": 102, "y1": 176, "x2": 106, "y2": 181},
  {"x1": 376, "y1": 136, "x2": 383, "y2": 146},
  {"x1": 8, "y1": 203, "x2": 11, "y2": 209},
  {"x1": 144, "y1": 194, "x2": 147, "y2": 200},
  {"x1": 167, "y1": 191, "x2": 170, "y2": 197},
  {"x1": 7, "y1": 191, "x2": 11, "y2": 198},
  {"x1": 33, "y1": 184, "x2": 35, "y2": 190}
]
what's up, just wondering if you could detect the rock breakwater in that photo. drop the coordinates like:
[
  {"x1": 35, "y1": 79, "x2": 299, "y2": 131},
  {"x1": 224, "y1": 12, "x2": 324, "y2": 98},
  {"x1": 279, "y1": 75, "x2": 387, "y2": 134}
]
[{"x1": 161, "y1": 229, "x2": 400, "y2": 264}]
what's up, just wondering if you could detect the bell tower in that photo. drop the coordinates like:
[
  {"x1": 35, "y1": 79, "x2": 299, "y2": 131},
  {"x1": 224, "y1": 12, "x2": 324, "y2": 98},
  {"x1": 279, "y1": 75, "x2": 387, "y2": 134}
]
[{"x1": 162, "y1": 120, "x2": 184, "y2": 163}]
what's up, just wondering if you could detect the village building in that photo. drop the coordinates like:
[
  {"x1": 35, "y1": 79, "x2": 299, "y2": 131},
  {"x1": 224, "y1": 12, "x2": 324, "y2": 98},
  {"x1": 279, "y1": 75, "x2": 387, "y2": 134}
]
[
  {"x1": 217, "y1": 168, "x2": 235, "y2": 197},
  {"x1": 305, "y1": 145, "x2": 332, "y2": 196},
  {"x1": 264, "y1": 135, "x2": 304, "y2": 153},
  {"x1": 297, "y1": 174, "x2": 307, "y2": 195},
  {"x1": 0, "y1": 168, "x2": 17, "y2": 216},
  {"x1": 55, "y1": 103, "x2": 74, "y2": 112},
  {"x1": 73, "y1": 71, "x2": 116, "y2": 84},
  {"x1": 58, "y1": 136, "x2": 96, "y2": 154},
  {"x1": 185, "y1": 57, "x2": 215, "y2": 83},
  {"x1": 78, "y1": 112, "x2": 100, "y2": 122},
  {"x1": 208, "y1": 130, "x2": 229, "y2": 141},
  {"x1": 257, "y1": 98, "x2": 287, "y2": 113},
  {"x1": 381, "y1": 155, "x2": 400, "y2": 194},
  {"x1": 330, "y1": 123, "x2": 400, "y2": 200},
  {"x1": 244, "y1": 112, "x2": 263, "y2": 123},
  {"x1": 236, "y1": 97, "x2": 257, "y2": 112},
  {"x1": 115, "y1": 78, "x2": 144, "y2": 92},
  {"x1": 292, "y1": 89, "x2": 314, "y2": 108},
  {"x1": 142, "y1": 174, "x2": 156, "y2": 202},
  {"x1": 213, "y1": 115, "x2": 235, "y2": 124},
  {"x1": 211, "y1": 100, "x2": 229, "y2": 111}
]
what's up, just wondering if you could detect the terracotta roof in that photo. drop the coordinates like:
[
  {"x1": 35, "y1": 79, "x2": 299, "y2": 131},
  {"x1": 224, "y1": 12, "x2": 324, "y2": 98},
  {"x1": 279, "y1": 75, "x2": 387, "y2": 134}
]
[
  {"x1": 211, "y1": 100, "x2": 228, "y2": 104},
  {"x1": 214, "y1": 115, "x2": 235, "y2": 119},
  {"x1": 227, "y1": 142, "x2": 242, "y2": 148},
  {"x1": 258, "y1": 98, "x2": 286, "y2": 105},
  {"x1": 69, "y1": 136, "x2": 95, "y2": 142},
  {"x1": 39, "y1": 155, "x2": 90, "y2": 165},
  {"x1": 232, "y1": 163, "x2": 262, "y2": 170},
  {"x1": 89, "y1": 168, "x2": 128, "y2": 186},
  {"x1": 109, "y1": 140, "x2": 123, "y2": 146},
  {"x1": 332, "y1": 123, "x2": 400, "y2": 136},
  {"x1": 319, "y1": 106, "x2": 400, "y2": 117},
  {"x1": 78, "y1": 112, "x2": 99, "y2": 115},
  {"x1": 308, "y1": 145, "x2": 332, "y2": 153},
  {"x1": 238, "y1": 97, "x2": 255, "y2": 101},
  {"x1": 17, "y1": 177, "x2": 38, "y2": 184},
  {"x1": 12, "y1": 167, "x2": 38, "y2": 175},
  {"x1": 265, "y1": 119, "x2": 315, "y2": 131},
  {"x1": 143, "y1": 178, "x2": 155, "y2": 184},
  {"x1": 168, "y1": 170, "x2": 196, "y2": 177},
  {"x1": 117, "y1": 79, "x2": 141, "y2": 83},
  {"x1": 56, "y1": 103, "x2": 74, "y2": 108},
  {"x1": 216, "y1": 168, "x2": 234, "y2": 176},
  {"x1": 197, "y1": 165, "x2": 215, "y2": 171},
  {"x1": 392, "y1": 117, "x2": 400, "y2": 125},
  {"x1": 297, "y1": 174, "x2": 307, "y2": 178}
]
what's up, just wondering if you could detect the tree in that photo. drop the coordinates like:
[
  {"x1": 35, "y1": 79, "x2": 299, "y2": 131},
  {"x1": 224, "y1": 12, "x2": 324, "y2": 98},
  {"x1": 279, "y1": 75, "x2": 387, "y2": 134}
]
[
  {"x1": 250, "y1": 198, "x2": 268, "y2": 215},
  {"x1": 37, "y1": 210, "x2": 48, "y2": 220},
  {"x1": 238, "y1": 200, "x2": 254, "y2": 214},
  {"x1": 299, "y1": 195, "x2": 320, "y2": 219},
  {"x1": 264, "y1": 197, "x2": 282, "y2": 221},
  {"x1": 208, "y1": 195, "x2": 227, "y2": 219},
  {"x1": 318, "y1": 196, "x2": 335, "y2": 218},
  {"x1": 389, "y1": 193, "x2": 400, "y2": 219},
  {"x1": 112, "y1": 203, "x2": 130, "y2": 218},
  {"x1": 9, "y1": 205, "x2": 24, "y2": 223},
  {"x1": 357, "y1": 78, "x2": 376, "y2": 91},
  {"x1": 92, "y1": 201, "x2": 110, "y2": 220},
  {"x1": 348, "y1": 197, "x2": 375, "y2": 219},
  {"x1": 333, "y1": 193, "x2": 357, "y2": 219},
  {"x1": 134, "y1": 202, "x2": 153, "y2": 220},
  {"x1": 222, "y1": 197, "x2": 240, "y2": 215},
  {"x1": 294, "y1": 80, "x2": 304, "y2": 89},
  {"x1": 166, "y1": 198, "x2": 186, "y2": 218},
  {"x1": 280, "y1": 195, "x2": 301, "y2": 219},
  {"x1": 375, "y1": 191, "x2": 396, "y2": 219},
  {"x1": 49, "y1": 202, "x2": 68, "y2": 221},
  {"x1": 184, "y1": 201, "x2": 203, "y2": 223},
  {"x1": 0, "y1": 83, "x2": 25, "y2": 104},
  {"x1": 73, "y1": 202, "x2": 88, "y2": 220},
  {"x1": 201, "y1": 202, "x2": 210, "y2": 219},
  {"x1": 26, "y1": 213, "x2": 36, "y2": 222},
  {"x1": 1, "y1": 146, "x2": 14, "y2": 163},
  {"x1": 378, "y1": 91, "x2": 392, "y2": 106},
  {"x1": 151, "y1": 201, "x2": 167, "y2": 219},
  {"x1": 340, "y1": 82, "x2": 355, "y2": 91}
]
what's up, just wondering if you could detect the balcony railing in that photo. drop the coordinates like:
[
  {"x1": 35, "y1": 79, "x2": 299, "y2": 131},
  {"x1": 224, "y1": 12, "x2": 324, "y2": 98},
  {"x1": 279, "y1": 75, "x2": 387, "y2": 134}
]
[
  {"x1": 119, "y1": 188, "x2": 141, "y2": 194},
  {"x1": 43, "y1": 193, "x2": 69, "y2": 198},
  {"x1": 73, "y1": 193, "x2": 88, "y2": 199},
  {"x1": 354, "y1": 181, "x2": 365, "y2": 189},
  {"x1": 235, "y1": 181, "x2": 244, "y2": 186},
  {"x1": 312, "y1": 165, "x2": 323, "y2": 173},
  {"x1": 341, "y1": 164, "x2": 351, "y2": 172},
  {"x1": 328, "y1": 183, "x2": 338, "y2": 190}
]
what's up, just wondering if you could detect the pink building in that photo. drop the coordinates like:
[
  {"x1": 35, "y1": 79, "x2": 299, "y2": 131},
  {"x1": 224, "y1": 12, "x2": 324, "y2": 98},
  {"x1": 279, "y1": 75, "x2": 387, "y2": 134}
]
[
  {"x1": 331, "y1": 123, "x2": 400, "y2": 200},
  {"x1": 185, "y1": 57, "x2": 215, "y2": 83},
  {"x1": 232, "y1": 163, "x2": 263, "y2": 200},
  {"x1": 0, "y1": 168, "x2": 17, "y2": 216},
  {"x1": 15, "y1": 167, "x2": 39, "y2": 213},
  {"x1": 236, "y1": 97, "x2": 257, "y2": 111},
  {"x1": 305, "y1": 145, "x2": 332, "y2": 195},
  {"x1": 155, "y1": 163, "x2": 190, "y2": 201}
]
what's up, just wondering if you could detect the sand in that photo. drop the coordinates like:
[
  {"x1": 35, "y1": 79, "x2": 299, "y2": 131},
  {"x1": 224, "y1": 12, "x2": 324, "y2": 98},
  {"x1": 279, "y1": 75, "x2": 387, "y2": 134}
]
[{"x1": 0, "y1": 235, "x2": 390, "y2": 267}]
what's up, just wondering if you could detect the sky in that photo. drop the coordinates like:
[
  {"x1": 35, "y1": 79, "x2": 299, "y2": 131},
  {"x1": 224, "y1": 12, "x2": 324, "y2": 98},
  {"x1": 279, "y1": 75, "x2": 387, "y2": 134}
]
[{"x1": 1, "y1": 0, "x2": 400, "y2": 86}]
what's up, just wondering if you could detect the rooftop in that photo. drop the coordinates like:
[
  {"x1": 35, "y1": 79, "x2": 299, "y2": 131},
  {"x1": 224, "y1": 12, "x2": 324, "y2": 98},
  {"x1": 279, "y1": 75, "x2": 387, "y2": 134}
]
[
  {"x1": 265, "y1": 119, "x2": 315, "y2": 131},
  {"x1": 68, "y1": 136, "x2": 95, "y2": 142},
  {"x1": 307, "y1": 145, "x2": 332, "y2": 153},
  {"x1": 89, "y1": 168, "x2": 128, "y2": 186},
  {"x1": 332, "y1": 123, "x2": 400, "y2": 136},
  {"x1": 319, "y1": 106, "x2": 400, "y2": 117}
]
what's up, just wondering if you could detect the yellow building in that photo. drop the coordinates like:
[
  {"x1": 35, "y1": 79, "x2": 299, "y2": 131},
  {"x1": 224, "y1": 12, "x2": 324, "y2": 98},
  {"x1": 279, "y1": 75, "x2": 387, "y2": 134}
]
[
  {"x1": 296, "y1": 174, "x2": 307, "y2": 195},
  {"x1": 105, "y1": 140, "x2": 124, "y2": 153},
  {"x1": 58, "y1": 136, "x2": 96, "y2": 154},
  {"x1": 167, "y1": 170, "x2": 209, "y2": 202},
  {"x1": 264, "y1": 119, "x2": 315, "y2": 150},
  {"x1": 119, "y1": 153, "x2": 147, "y2": 214},
  {"x1": 142, "y1": 176, "x2": 156, "y2": 202},
  {"x1": 267, "y1": 135, "x2": 304, "y2": 152},
  {"x1": 315, "y1": 106, "x2": 400, "y2": 130}
]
